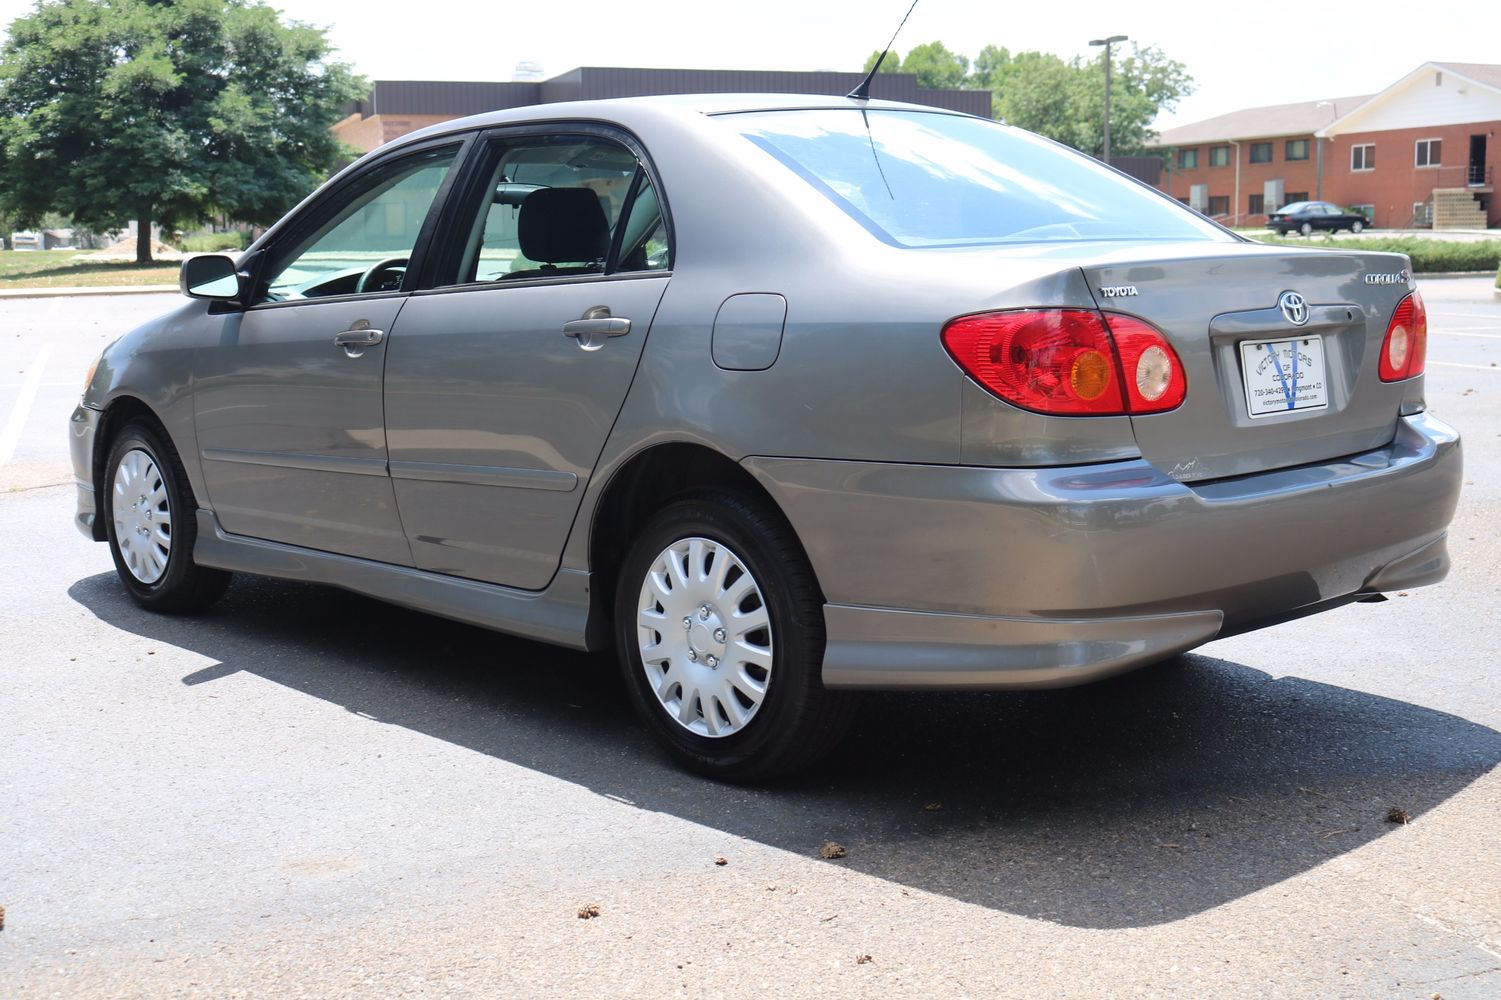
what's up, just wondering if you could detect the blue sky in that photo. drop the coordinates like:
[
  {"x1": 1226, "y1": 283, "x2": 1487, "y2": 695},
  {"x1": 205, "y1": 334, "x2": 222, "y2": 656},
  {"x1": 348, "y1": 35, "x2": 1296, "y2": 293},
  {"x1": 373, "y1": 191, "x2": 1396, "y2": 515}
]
[{"x1": 0, "y1": 0, "x2": 1495, "y2": 129}]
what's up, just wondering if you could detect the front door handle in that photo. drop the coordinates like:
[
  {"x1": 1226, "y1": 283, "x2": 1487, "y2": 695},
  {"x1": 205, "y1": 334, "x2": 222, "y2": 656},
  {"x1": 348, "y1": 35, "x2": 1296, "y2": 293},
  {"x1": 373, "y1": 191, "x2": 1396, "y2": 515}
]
[
  {"x1": 334, "y1": 323, "x2": 385, "y2": 358},
  {"x1": 563, "y1": 307, "x2": 631, "y2": 351}
]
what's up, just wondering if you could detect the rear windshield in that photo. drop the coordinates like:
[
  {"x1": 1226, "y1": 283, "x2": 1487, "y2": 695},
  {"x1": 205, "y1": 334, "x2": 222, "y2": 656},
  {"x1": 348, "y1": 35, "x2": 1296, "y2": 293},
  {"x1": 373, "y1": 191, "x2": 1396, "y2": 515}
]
[{"x1": 726, "y1": 109, "x2": 1230, "y2": 248}]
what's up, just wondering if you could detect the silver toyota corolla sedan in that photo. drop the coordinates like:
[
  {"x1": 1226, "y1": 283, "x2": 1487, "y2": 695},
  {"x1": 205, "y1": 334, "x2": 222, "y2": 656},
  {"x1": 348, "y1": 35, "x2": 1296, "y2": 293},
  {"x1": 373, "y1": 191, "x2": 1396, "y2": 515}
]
[{"x1": 70, "y1": 94, "x2": 1462, "y2": 779}]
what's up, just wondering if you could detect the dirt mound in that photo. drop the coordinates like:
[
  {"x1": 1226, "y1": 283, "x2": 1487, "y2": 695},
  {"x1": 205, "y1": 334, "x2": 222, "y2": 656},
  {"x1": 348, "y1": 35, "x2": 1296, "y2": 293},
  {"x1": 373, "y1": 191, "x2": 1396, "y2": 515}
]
[{"x1": 79, "y1": 233, "x2": 183, "y2": 262}]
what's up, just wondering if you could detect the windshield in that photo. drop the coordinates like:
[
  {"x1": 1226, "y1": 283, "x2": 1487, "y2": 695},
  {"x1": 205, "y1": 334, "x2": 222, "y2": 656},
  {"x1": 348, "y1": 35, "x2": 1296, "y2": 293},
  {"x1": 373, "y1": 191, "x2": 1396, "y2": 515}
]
[{"x1": 725, "y1": 109, "x2": 1230, "y2": 248}]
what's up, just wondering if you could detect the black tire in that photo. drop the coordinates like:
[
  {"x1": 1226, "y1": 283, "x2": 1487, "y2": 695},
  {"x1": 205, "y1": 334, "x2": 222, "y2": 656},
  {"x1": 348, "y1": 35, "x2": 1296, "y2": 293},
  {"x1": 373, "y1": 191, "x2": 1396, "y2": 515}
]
[
  {"x1": 1351, "y1": 220, "x2": 1364, "y2": 233},
  {"x1": 1300, "y1": 222, "x2": 1313, "y2": 236},
  {"x1": 103, "y1": 420, "x2": 231, "y2": 613},
  {"x1": 613, "y1": 490, "x2": 856, "y2": 781}
]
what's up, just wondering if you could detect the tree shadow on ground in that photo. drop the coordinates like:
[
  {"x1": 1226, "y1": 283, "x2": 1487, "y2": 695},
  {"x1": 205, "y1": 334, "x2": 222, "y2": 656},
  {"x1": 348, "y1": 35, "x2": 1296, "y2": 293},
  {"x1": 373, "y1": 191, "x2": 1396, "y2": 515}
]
[{"x1": 69, "y1": 570, "x2": 1500, "y2": 930}]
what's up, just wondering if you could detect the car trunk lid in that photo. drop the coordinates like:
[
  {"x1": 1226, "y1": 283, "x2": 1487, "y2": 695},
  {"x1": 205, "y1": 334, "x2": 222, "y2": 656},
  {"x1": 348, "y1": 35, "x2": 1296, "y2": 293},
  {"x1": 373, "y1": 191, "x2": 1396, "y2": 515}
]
[{"x1": 1079, "y1": 243, "x2": 1416, "y2": 482}]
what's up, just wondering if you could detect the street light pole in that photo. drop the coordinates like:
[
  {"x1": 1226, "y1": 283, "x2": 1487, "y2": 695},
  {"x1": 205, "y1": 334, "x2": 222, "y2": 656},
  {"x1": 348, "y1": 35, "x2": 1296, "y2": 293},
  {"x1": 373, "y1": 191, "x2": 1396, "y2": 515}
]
[{"x1": 1089, "y1": 34, "x2": 1128, "y2": 165}]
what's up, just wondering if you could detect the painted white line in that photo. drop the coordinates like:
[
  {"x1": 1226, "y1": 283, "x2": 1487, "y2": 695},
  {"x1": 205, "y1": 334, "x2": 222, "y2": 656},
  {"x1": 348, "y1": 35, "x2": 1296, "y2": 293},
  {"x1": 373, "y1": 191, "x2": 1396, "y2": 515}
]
[
  {"x1": 0, "y1": 343, "x2": 54, "y2": 468},
  {"x1": 1429, "y1": 311, "x2": 1501, "y2": 321},
  {"x1": 1429, "y1": 361, "x2": 1501, "y2": 372},
  {"x1": 1431, "y1": 330, "x2": 1501, "y2": 340}
]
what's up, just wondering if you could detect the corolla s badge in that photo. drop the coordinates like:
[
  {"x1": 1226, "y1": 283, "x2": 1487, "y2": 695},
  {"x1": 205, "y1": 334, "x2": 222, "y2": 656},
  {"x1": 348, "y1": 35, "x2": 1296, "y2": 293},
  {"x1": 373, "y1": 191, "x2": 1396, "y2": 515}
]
[
  {"x1": 1278, "y1": 290, "x2": 1310, "y2": 327},
  {"x1": 1099, "y1": 285, "x2": 1139, "y2": 298},
  {"x1": 1364, "y1": 270, "x2": 1410, "y2": 285}
]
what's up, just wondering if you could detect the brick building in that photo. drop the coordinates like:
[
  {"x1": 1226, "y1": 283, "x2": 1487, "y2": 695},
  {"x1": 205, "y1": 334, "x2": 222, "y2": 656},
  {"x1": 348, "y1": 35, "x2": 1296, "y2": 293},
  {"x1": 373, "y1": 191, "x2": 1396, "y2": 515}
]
[
  {"x1": 1152, "y1": 61, "x2": 1498, "y2": 230},
  {"x1": 333, "y1": 69, "x2": 993, "y2": 154}
]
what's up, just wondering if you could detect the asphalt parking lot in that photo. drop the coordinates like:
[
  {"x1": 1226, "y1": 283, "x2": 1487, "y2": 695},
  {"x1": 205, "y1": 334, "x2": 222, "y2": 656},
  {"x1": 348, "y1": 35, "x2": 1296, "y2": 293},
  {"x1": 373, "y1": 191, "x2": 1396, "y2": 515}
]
[{"x1": 2, "y1": 283, "x2": 1498, "y2": 998}]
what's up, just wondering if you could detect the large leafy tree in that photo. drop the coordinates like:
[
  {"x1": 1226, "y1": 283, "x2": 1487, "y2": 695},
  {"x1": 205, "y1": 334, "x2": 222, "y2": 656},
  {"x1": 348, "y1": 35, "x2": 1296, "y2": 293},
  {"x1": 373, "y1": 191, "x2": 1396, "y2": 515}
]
[
  {"x1": 872, "y1": 40, "x2": 1193, "y2": 160},
  {"x1": 0, "y1": 0, "x2": 365, "y2": 262}
]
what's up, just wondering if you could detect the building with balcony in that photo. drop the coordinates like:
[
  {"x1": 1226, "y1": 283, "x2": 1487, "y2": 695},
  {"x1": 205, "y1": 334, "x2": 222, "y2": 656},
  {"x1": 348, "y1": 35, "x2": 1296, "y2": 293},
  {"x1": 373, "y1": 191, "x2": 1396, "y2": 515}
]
[{"x1": 1152, "y1": 62, "x2": 1498, "y2": 229}]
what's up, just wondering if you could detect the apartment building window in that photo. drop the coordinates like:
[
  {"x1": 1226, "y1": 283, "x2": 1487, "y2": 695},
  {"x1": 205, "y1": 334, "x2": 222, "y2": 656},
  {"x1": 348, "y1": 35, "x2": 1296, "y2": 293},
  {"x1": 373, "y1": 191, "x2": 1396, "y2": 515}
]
[
  {"x1": 1415, "y1": 138, "x2": 1442, "y2": 167},
  {"x1": 1351, "y1": 144, "x2": 1375, "y2": 171},
  {"x1": 1209, "y1": 146, "x2": 1231, "y2": 167},
  {"x1": 1285, "y1": 139, "x2": 1310, "y2": 161},
  {"x1": 1248, "y1": 193, "x2": 1265, "y2": 214},
  {"x1": 1285, "y1": 191, "x2": 1309, "y2": 204},
  {"x1": 1207, "y1": 195, "x2": 1230, "y2": 216},
  {"x1": 1249, "y1": 142, "x2": 1273, "y2": 163},
  {"x1": 1178, "y1": 148, "x2": 1198, "y2": 169},
  {"x1": 1350, "y1": 204, "x2": 1375, "y2": 224}
]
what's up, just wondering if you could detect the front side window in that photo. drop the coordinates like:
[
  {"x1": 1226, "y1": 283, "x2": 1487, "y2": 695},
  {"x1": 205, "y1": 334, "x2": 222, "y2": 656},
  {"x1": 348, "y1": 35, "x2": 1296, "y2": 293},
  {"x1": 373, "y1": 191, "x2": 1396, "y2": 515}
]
[
  {"x1": 1209, "y1": 146, "x2": 1230, "y2": 167},
  {"x1": 1178, "y1": 147, "x2": 1199, "y2": 169},
  {"x1": 1249, "y1": 142, "x2": 1273, "y2": 164},
  {"x1": 258, "y1": 146, "x2": 458, "y2": 303},
  {"x1": 1285, "y1": 139, "x2": 1310, "y2": 161},
  {"x1": 450, "y1": 135, "x2": 668, "y2": 284},
  {"x1": 729, "y1": 110, "x2": 1229, "y2": 247},
  {"x1": 1415, "y1": 139, "x2": 1442, "y2": 167},
  {"x1": 1351, "y1": 144, "x2": 1375, "y2": 171}
]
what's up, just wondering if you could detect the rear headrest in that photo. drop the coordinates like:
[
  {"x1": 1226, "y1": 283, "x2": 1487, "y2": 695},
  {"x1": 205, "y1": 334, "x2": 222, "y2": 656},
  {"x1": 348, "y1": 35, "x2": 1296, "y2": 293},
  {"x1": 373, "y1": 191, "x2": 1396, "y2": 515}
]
[{"x1": 518, "y1": 187, "x2": 608, "y2": 264}]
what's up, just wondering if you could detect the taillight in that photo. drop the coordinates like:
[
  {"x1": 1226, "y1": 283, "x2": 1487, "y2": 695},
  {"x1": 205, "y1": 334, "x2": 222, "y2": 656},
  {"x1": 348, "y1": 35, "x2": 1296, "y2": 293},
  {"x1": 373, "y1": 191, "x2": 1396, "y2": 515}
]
[
  {"x1": 1104, "y1": 313, "x2": 1189, "y2": 413},
  {"x1": 1378, "y1": 291, "x2": 1427, "y2": 382},
  {"x1": 941, "y1": 309, "x2": 1185, "y2": 416}
]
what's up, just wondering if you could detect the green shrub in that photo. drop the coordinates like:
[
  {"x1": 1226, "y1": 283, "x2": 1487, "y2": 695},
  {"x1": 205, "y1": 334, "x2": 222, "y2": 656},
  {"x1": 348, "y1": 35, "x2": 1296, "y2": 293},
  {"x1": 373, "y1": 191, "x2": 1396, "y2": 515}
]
[
  {"x1": 1253, "y1": 234, "x2": 1501, "y2": 273},
  {"x1": 179, "y1": 231, "x2": 249, "y2": 253}
]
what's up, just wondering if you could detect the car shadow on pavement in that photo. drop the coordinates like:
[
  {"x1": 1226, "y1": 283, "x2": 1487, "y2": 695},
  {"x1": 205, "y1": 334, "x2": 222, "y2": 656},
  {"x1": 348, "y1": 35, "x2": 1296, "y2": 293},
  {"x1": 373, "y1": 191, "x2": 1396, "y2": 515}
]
[{"x1": 69, "y1": 570, "x2": 1501, "y2": 931}]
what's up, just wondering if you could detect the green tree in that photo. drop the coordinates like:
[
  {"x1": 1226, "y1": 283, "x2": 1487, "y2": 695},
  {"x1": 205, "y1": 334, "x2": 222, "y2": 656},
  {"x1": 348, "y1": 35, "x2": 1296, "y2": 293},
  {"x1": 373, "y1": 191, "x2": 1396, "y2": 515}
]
[
  {"x1": 865, "y1": 41, "x2": 970, "y2": 89},
  {"x1": 0, "y1": 0, "x2": 365, "y2": 262}
]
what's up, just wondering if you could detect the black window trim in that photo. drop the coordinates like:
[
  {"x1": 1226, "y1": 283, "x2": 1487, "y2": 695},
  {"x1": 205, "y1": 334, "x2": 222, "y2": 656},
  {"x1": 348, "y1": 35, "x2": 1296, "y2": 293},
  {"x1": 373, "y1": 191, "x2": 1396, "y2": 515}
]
[
  {"x1": 411, "y1": 120, "x2": 676, "y2": 300},
  {"x1": 242, "y1": 133, "x2": 475, "y2": 313}
]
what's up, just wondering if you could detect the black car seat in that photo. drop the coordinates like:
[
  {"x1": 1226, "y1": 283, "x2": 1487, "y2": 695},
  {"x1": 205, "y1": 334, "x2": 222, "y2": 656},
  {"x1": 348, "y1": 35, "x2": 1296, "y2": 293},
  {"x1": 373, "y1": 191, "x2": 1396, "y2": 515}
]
[{"x1": 501, "y1": 187, "x2": 609, "y2": 280}]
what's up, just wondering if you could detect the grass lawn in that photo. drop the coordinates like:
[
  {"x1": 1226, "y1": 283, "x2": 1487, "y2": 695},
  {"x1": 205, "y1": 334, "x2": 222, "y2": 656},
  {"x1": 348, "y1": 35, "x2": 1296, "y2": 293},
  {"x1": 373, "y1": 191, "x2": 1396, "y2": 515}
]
[{"x1": 0, "y1": 249, "x2": 178, "y2": 288}]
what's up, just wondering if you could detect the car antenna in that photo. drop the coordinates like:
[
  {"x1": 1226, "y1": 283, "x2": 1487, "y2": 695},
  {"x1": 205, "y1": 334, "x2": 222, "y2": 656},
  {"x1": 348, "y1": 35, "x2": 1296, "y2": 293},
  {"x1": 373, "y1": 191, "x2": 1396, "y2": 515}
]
[{"x1": 846, "y1": 0, "x2": 922, "y2": 101}]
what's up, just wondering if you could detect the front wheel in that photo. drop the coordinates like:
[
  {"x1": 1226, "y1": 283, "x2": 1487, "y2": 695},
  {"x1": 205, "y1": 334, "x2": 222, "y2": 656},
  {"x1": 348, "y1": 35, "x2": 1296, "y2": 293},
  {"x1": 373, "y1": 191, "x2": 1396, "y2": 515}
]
[
  {"x1": 104, "y1": 421, "x2": 231, "y2": 612},
  {"x1": 614, "y1": 491, "x2": 855, "y2": 781},
  {"x1": 1351, "y1": 220, "x2": 1365, "y2": 233}
]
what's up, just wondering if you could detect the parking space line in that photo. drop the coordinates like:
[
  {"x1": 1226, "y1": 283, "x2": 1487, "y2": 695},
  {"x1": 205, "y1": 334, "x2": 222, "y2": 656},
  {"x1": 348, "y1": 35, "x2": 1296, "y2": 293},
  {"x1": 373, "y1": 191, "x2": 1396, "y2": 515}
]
[
  {"x1": 0, "y1": 343, "x2": 53, "y2": 468},
  {"x1": 1431, "y1": 331, "x2": 1501, "y2": 340},
  {"x1": 1429, "y1": 361, "x2": 1501, "y2": 372}
]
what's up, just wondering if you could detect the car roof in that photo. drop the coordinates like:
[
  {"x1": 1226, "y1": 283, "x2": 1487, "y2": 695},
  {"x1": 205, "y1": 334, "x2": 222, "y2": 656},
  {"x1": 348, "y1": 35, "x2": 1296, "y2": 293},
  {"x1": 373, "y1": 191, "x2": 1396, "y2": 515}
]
[{"x1": 384, "y1": 93, "x2": 978, "y2": 150}]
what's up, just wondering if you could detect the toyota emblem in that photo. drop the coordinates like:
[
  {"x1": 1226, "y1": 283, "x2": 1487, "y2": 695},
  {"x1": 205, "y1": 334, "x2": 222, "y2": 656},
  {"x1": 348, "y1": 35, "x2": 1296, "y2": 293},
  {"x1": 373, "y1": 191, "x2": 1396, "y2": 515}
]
[{"x1": 1278, "y1": 290, "x2": 1310, "y2": 327}]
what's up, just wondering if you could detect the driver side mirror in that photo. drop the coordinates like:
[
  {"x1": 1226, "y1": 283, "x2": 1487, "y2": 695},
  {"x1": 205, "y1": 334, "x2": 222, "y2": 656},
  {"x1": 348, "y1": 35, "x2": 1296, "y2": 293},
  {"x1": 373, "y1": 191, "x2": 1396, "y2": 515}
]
[{"x1": 180, "y1": 254, "x2": 242, "y2": 300}]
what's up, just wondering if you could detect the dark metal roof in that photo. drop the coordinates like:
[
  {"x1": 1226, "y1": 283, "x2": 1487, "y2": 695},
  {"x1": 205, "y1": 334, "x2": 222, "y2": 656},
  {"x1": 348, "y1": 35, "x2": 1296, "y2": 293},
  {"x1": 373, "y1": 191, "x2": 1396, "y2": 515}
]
[{"x1": 355, "y1": 68, "x2": 992, "y2": 120}]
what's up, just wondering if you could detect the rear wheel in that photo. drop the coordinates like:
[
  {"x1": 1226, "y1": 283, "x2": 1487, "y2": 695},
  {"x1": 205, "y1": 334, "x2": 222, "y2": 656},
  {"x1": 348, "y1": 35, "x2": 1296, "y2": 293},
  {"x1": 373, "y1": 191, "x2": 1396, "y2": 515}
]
[
  {"x1": 104, "y1": 421, "x2": 231, "y2": 612},
  {"x1": 1300, "y1": 222, "x2": 1313, "y2": 236},
  {"x1": 614, "y1": 491, "x2": 855, "y2": 781}
]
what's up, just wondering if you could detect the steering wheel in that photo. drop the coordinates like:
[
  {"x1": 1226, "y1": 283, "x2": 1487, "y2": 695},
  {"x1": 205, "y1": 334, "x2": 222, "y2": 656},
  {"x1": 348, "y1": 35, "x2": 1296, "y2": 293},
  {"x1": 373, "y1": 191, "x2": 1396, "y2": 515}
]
[{"x1": 355, "y1": 257, "x2": 409, "y2": 294}]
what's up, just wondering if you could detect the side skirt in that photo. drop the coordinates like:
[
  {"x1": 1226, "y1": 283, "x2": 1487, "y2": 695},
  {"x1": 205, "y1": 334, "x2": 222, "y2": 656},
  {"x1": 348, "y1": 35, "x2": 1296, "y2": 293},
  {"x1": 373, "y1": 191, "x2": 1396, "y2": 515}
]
[{"x1": 192, "y1": 509, "x2": 601, "y2": 651}]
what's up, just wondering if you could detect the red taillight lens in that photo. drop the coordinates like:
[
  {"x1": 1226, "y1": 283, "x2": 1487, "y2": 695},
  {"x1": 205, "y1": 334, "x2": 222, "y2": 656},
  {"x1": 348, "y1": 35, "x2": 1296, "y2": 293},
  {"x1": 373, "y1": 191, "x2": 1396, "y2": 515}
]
[
  {"x1": 1378, "y1": 291, "x2": 1427, "y2": 382},
  {"x1": 1104, "y1": 313, "x2": 1189, "y2": 413},
  {"x1": 941, "y1": 309, "x2": 1185, "y2": 416}
]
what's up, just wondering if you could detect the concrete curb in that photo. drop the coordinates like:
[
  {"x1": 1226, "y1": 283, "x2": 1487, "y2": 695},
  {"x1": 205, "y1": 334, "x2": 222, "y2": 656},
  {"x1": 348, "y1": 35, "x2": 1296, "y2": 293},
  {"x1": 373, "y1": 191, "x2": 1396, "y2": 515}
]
[
  {"x1": 0, "y1": 285, "x2": 178, "y2": 300},
  {"x1": 1414, "y1": 271, "x2": 1499, "y2": 280}
]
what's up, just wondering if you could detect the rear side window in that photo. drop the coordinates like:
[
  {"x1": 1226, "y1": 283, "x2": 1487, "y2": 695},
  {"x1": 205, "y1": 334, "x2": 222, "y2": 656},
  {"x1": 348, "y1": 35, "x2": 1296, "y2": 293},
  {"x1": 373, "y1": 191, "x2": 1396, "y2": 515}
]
[
  {"x1": 726, "y1": 110, "x2": 1229, "y2": 247},
  {"x1": 450, "y1": 134, "x2": 669, "y2": 284}
]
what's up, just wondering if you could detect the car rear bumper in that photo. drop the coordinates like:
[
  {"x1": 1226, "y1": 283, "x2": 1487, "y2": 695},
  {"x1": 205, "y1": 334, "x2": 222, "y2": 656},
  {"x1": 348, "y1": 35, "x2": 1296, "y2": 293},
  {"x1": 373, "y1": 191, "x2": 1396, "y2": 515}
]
[
  {"x1": 70, "y1": 403, "x2": 103, "y2": 540},
  {"x1": 744, "y1": 411, "x2": 1462, "y2": 689}
]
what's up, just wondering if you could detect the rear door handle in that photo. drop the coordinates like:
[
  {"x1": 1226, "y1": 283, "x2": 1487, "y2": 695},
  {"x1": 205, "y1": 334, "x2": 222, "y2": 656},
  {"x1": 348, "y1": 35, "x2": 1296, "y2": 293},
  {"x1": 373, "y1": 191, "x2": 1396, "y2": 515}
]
[
  {"x1": 563, "y1": 307, "x2": 631, "y2": 351},
  {"x1": 562, "y1": 317, "x2": 631, "y2": 338},
  {"x1": 334, "y1": 325, "x2": 385, "y2": 357}
]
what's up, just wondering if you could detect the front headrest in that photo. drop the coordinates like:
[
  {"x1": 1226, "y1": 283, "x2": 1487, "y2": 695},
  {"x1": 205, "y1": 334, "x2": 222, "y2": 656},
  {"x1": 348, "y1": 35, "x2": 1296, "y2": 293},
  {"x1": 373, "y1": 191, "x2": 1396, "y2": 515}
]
[{"x1": 517, "y1": 187, "x2": 609, "y2": 264}]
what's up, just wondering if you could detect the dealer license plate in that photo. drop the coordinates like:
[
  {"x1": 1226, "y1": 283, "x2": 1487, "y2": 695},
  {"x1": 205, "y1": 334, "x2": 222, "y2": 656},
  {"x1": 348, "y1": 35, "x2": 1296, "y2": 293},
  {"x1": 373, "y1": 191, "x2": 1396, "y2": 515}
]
[{"x1": 1239, "y1": 336, "x2": 1329, "y2": 418}]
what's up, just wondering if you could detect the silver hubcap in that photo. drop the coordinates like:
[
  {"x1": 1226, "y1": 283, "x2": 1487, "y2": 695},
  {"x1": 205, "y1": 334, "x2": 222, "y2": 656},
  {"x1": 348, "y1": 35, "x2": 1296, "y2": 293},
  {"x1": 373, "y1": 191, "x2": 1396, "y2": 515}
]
[
  {"x1": 636, "y1": 536, "x2": 773, "y2": 738},
  {"x1": 112, "y1": 448, "x2": 172, "y2": 584}
]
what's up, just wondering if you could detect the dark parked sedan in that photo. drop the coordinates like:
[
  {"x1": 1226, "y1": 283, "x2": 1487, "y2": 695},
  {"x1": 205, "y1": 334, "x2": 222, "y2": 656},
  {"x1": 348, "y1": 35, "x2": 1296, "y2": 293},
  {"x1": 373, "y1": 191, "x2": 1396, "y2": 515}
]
[{"x1": 1269, "y1": 201, "x2": 1370, "y2": 235}]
